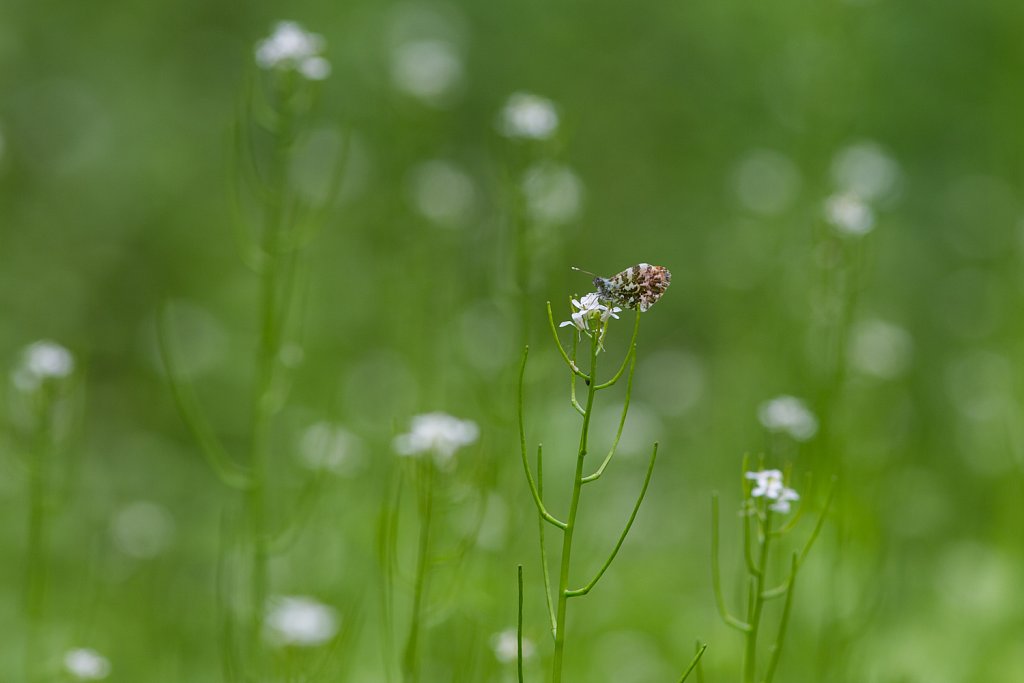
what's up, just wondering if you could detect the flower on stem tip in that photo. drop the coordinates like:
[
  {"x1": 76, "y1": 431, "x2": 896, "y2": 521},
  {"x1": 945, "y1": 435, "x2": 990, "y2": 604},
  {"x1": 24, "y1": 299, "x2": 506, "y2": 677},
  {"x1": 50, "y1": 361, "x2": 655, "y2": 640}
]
[
  {"x1": 757, "y1": 395, "x2": 818, "y2": 441},
  {"x1": 63, "y1": 648, "x2": 110, "y2": 680},
  {"x1": 499, "y1": 92, "x2": 559, "y2": 140},
  {"x1": 745, "y1": 469, "x2": 799, "y2": 514},
  {"x1": 393, "y1": 412, "x2": 479, "y2": 466},
  {"x1": 265, "y1": 596, "x2": 339, "y2": 647},
  {"x1": 11, "y1": 339, "x2": 74, "y2": 393},
  {"x1": 559, "y1": 292, "x2": 622, "y2": 338},
  {"x1": 255, "y1": 21, "x2": 331, "y2": 80}
]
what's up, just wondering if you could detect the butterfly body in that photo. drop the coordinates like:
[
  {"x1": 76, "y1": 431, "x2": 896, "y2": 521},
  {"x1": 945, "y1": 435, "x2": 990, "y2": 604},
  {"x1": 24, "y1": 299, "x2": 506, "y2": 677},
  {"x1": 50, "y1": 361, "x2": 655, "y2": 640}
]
[{"x1": 592, "y1": 263, "x2": 671, "y2": 312}]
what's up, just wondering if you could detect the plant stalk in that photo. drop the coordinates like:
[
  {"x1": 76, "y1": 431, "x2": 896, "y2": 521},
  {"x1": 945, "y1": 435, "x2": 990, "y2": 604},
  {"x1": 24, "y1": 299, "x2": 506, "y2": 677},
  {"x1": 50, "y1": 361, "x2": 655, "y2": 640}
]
[{"x1": 551, "y1": 332, "x2": 600, "y2": 683}]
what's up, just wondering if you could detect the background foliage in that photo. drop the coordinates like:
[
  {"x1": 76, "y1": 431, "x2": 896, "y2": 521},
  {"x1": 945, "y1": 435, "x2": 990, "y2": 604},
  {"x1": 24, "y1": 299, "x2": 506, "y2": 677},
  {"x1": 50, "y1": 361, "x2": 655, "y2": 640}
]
[{"x1": 2, "y1": 0, "x2": 1023, "y2": 680}]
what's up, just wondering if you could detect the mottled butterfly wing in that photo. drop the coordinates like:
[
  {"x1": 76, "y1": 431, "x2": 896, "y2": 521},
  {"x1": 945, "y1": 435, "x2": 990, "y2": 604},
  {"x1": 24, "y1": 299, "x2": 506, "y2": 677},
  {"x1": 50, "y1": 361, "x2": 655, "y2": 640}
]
[{"x1": 594, "y1": 263, "x2": 671, "y2": 312}]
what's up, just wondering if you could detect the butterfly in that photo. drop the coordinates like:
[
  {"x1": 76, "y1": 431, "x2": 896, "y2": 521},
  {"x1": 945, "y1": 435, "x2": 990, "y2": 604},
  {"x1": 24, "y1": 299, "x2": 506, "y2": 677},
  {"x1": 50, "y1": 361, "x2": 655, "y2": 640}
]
[{"x1": 575, "y1": 263, "x2": 672, "y2": 312}]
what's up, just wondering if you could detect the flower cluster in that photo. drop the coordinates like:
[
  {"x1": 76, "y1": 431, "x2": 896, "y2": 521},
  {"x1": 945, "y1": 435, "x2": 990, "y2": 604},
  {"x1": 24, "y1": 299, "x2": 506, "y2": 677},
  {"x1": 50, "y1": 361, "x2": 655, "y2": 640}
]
[
  {"x1": 10, "y1": 340, "x2": 74, "y2": 393},
  {"x1": 393, "y1": 412, "x2": 479, "y2": 466},
  {"x1": 254, "y1": 21, "x2": 331, "y2": 81},
  {"x1": 559, "y1": 292, "x2": 621, "y2": 342},
  {"x1": 824, "y1": 191, "x2": 874, "y2": 236},
  {"x1": 264, "y1": 595, "x2": 339, "y2": 647},
  {"x1": 757, "y1": 395, "x2": 818, "y2": 442},
  {"x1": 490, "y1": 628, "x2": 536, "y2": 663},
  {"x1": 499, "y1": 92, "x2": 559, "y2": 140},
  {"x1": 63, "y1": 648, "x2": 110, "y2": 680},
  {"x1": 745, "y1": 469, "x2": 800, "y2": 514}
]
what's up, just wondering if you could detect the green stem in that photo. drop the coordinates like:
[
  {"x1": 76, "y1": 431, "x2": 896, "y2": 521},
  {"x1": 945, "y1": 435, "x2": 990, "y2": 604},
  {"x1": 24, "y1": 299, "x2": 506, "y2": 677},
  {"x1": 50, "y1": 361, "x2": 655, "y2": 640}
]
[
  {"x1": 402, "y1": 460, "x2": 435, "y2": 682},
  {"x1": 518, "y1": 347, "x2": 567, "y2": 530},
  {"x1": 517, "y1": 565, "x2": 525, "y2": 683},
  {"x1": 582, "y1": 347, "x2": 637, "y2": 483},
  {"x1": 677, "y1": 642, "x2": 708, "y2": 683},
  {"x1": 24, "y1": 397, "x2": 52, "y2": 683},
  {"x1": 763, "y1": 554, "x2": 799, "y2": 683},
  {"x1": 743, "y1": 508, "x2": 773, "y2": 683},
  {"x1": 246, "y1": 98, "x2": 293, "y2": 655},
  {"x1": 710, "y1": 493, "x2": 751, "y2": 632},
  {"x1": 567, "y1": 442, "x2": 658, "y2": 597},
  {"x1": 551, "y1": 332, "x2": 599, "y2": 683},
  {"x1": 537, "y1": 445, "x2": 557, "y2": 637}
]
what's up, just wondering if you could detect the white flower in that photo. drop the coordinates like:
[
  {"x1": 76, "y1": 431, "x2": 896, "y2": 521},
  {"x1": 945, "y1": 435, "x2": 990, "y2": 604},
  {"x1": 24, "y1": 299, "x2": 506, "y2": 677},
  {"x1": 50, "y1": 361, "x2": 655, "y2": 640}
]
[
  {"x1": 392, "y1": 412, "x2": 479, "y2": 465},
  {"x1": 63, "y1": 648, "x2": 111, "y2": 680},
  {"x1": 499, "y1": 92, "x2": 559, "y2": 140},
  {"x1": 255, "y1": 21, "x2": 331, "y2": 80},
  {"x1": 831, "y1": 141, "x2": 900, "y2": 202},
  {"x1": 265, "y1": 596, "x2": 339, "y2": 647},
  {"x1": 770, "y1": 486, "x2": 800, "y2": 514},
  {"x1": 746, "y1": 469, "x2": 784, "y2": 498},
  {"x1": 391, "y1": 40, "x2": 463, "y2": 105},
  {"x1": 824, "y1": 192, "x2": 875, "y2": 236},
  {"x1": 109, "y1": 501, "x2": 176, "y2": 560},
  {"x1": 757, "y1": 395, "x2": 818, "y2": 441},
  {"x1": 559, "y1": 292, "x2": 621, "y2": 337},
  {"x1": 408, "y1": 159, "x2": 476, "y2": 228},
  {"x1": 522, "y1": 162, "x2": 584, "y2": 225},
  {"x1": 298, "y1": 422, "x2": 366, "y2": 475},
  {"x1": 491, "y1": 628, "x2": 536, "y2": 663},
  {"x1": 11, "y1": 340, "x2": 74, "y2": 392},
  {"x1": 745, "y1": 469, "x2": 800, "y2": 514}
]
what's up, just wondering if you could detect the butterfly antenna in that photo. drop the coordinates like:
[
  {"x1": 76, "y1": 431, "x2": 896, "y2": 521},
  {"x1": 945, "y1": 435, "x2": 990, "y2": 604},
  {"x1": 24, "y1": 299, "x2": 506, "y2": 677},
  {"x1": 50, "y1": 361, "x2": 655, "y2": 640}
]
[{"x1": 571, "y1": 266, "x2": 599, "y2": 278}]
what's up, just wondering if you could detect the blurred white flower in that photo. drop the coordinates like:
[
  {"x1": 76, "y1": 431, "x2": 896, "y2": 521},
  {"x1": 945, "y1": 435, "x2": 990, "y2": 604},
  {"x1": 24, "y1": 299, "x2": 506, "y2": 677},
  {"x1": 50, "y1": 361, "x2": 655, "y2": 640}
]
[
  {"x1": 298, "y1": 422, "x2": 366, "y2": 475},
  {"x1": 391, "y1": 40, "x2": 463, "y2": 105},
  {"x1": 11, "y1": 340, "x2": 74, "y2": 392},
  {"x1": 824, "y1": 192, "x2": 875, "y2": 236},
  {"x1": 499, "y1": 92, "x2": 559, "y2": 140},
  {"x1": 255, "y1": 21, "x2": 331, "y2": 80},
  {"x1": 393, "y1": 412, "x2": 479, "y2": 465},
  {"x1": 110, "y1": 501, "x2": 176, "y2": 560},
  {"x1": 849, "y1": 318, "x2": 913, "y2": 379},
  {"x1": 63, "y1": 648, "x2": 110, "y2": 680},
  {"x1": 265, "y1": 596, "x2": 339, "y2": 647},
  {"x1": 522, "y1": 162, "x2": 584, "y2": 225},
  {"x1": 732, "y1": 149, "x2": 801, "y2": 215},
  {"x1": 746, "y1": 468, "x2": 784, "y2": 498},
  {"x1": 491, "y1": 628, "x2": 535, "y2": 663},
  {"x1": 831, "y1": 141, "x2": 900, "y2": 202},
  {"x1": 409, "y1": 159, "x2": 476, "y2": 228},
  {"x1": 745, "y1": 469, "x2": 799, "y2": 514},
  {"x1": 757, "y1": 395, "x2": 818, "y2": 441},
  {"x1": 770, "y1": 486, "x2": 800, "y2": 513}
]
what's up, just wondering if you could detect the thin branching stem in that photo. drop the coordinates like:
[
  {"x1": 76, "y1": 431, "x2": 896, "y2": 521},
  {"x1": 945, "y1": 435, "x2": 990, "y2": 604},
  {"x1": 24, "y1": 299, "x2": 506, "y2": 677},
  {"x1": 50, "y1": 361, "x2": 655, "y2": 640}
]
[
  {"x1": 582, "y1": 348, "x2": 637, "y2": 484},
  {"x1": 517, "y1": 565, "x2": 525, "y2": 683},
  {"x1": 546, "y1": 302, "x2": 590, "y2": 381},
  {"x1": 595, "y1": 309, "x2": 640, "y2": 390},
  {"x1": 536, "y1": 445, "x2": 557, "y2": 637},
  {"x1": 711, "y1": 493, "x2": 752, "y2": 632},
  {"x1": 763, "y1": 554, "x2": 800, "y2": 683},
  {"x1": 517, "y1": 347, "x2": 568, "y2": 530},
  {"x1": 567, "y1": 442, "x2": 658, "y2": 597},
  {"x1": 570, "y1": 334, "x2": 585, "y2": 416},
  {"x1": 743, "y1": 507, "x2": 773, "y2": 683},
  {"x1": 156, "y1": 305, "x2": 252, "y2": 490},
  {"x1": 798, "y1": 477, "x2": 837, "y2": 566},
  {"x1": 551, "y1": 332, "x2": 599, "y2": 683},
  {"x1": 743, "y1": 509, "x2": 761, "y2": 577},
  {"x1": 401, "y1": 460, "x2": 435, "y2": 683},
  {"x1": 677, "y1": 642, "x2": 708, "y2": 683}
]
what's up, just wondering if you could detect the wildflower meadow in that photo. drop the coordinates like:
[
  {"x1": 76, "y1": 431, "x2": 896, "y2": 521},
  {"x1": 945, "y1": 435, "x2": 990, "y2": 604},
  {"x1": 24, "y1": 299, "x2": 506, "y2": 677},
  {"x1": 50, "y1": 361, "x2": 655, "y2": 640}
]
[{"x1": 3, "y1": 2, "x2": 1024, "y2": 682}]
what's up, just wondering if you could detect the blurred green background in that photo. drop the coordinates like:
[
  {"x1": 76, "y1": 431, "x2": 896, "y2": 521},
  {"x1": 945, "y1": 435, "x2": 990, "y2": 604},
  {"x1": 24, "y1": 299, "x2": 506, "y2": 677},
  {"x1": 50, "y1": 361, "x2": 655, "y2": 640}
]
[{"x1": 3, "y1": 0, "x2": 1024, "y2": 680}]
